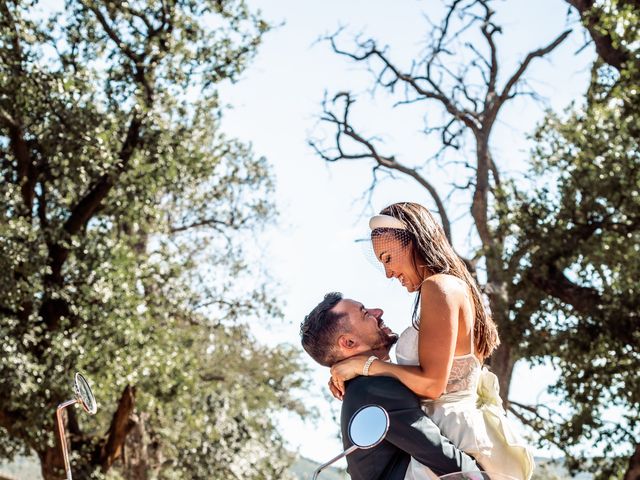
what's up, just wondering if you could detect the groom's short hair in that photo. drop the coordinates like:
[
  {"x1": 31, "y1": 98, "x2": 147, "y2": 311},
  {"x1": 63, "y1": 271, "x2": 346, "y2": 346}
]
[{"x1": 300, "y1": 292, "x2": 349, "y2": 367}]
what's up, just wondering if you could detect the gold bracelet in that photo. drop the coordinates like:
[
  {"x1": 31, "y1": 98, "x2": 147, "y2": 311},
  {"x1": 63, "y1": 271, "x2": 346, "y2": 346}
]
[{"x1": 362, "y1": 355, "x2": 378, "y2": 376}]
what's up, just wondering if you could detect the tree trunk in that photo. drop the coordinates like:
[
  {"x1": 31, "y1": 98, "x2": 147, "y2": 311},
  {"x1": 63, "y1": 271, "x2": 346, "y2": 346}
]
[
  {"x1": 101, "y1": 385, "x2": 137, "y2": 471},
  {"x1": 485, "y1": 273, "x2": 515, "y2": 404},
  {"x1": 482, "y1": 214, "x2": 515, "y2": 409},
  {"x1": 39, "y1": 447, "x2": 64, "y2": 480},
  {"x1": 487, "y1": 341, "x2": 515, "y2": 406},
  {"x1": 125, "y1": 413, "x2": 149, "y2": 479},
  {"x1": 120, "y1": 411, "x2": 164, "y2": 480},
  {"x1": 624, "y1": 443, "x2": 640, "y2": 480},
  {"x1": 484, "y1": 238, "x2": 515, "y2": 404}
]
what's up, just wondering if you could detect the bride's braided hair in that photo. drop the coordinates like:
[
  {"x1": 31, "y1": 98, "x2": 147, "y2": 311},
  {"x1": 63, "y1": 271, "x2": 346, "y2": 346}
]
[{"x1": 379, "y1": 202, "x2": 500, "y2": 358}]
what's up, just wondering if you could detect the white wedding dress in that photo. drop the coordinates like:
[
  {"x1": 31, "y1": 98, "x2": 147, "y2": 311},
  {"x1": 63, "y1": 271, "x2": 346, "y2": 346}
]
[{"x1": 396, "y1": 325, "x2": 535, "y2": 480}]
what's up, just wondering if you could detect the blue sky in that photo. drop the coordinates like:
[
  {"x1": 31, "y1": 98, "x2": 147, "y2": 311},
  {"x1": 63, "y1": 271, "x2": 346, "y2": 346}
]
[{"x1": 215, "y1": 0, "x2": 596, "y2": 465}]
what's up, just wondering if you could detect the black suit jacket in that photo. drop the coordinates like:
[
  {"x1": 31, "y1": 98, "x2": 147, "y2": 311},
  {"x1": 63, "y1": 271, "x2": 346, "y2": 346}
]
[{"x1": 341, "y1": 376, "x2": 479, "y2": 480}]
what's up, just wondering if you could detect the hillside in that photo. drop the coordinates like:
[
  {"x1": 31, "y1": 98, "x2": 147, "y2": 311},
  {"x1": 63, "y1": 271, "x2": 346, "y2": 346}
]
[
  {"x1": 0, "y1": 455, "x2": 348, "y2": 480},
  {"x1": 0, "y1": 454, "x2": 594, "y2": 479}
]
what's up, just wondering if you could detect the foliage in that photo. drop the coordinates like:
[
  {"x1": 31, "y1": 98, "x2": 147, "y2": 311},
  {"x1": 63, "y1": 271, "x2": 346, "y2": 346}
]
[
  {"x1": 505, "y1": 3, "x2": 640, "y2": 475},
  {"x1": 0, "y1": 0, "x2": 307, "y2": 478}
]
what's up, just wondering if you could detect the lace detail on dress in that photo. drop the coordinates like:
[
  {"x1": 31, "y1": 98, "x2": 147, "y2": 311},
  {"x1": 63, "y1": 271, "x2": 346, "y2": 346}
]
[
  {"x1": 446, "y1": 355, "x2": 481, "y2": 393},
  {"x1": 396, "y1": 323, "x2": 535, "y2": 480}
]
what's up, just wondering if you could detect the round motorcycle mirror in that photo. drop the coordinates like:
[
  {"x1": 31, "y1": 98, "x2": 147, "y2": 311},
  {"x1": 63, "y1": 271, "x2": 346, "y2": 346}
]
[
  {"x1": 312, "y1": 404, "x2": 390, "y2": 479},
  {"x1": 348, "y1": 404, "x2": 389, "y2": 449},
  {"x1": 74, "y1": 373, "x2": 97, "y2": 415}
]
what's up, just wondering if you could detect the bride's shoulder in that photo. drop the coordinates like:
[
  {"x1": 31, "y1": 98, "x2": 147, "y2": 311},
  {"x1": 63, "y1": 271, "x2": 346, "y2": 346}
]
[{"x1": 421, "y1": 273, "x2": 467, "y2": 298}]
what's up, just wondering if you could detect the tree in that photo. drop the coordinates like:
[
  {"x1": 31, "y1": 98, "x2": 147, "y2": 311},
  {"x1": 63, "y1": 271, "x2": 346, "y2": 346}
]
[
  {"x1": 310, "y1": 0, "x2": 639, "y2": 476},
  {"x1": 311, "y1": 0, "x2": 570, "y2": 403},
  {"x1": 507, "y1": 1, "x2": 640, "y2": 477},
  {"x1": 0, "y1": 1, "x2": 307, "y2": 479}
]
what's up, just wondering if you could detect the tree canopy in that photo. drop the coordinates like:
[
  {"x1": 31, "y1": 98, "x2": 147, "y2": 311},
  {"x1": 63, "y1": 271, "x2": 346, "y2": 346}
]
[
  {"x1": 0, "y1": 1, "x2": 306, "y2": 478},
  {"x1": 507, "y1": 2, "x2": 640, "y2": 476}
]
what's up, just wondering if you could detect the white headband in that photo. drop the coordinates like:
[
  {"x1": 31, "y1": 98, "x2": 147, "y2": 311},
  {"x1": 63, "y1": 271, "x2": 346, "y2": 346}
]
[{"x1": 369, "y1": 214, "x2": 407, "y2": 230}]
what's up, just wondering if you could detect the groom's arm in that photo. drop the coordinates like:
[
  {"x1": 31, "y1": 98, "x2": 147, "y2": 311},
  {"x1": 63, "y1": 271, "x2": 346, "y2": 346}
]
[{"x1": 342, "y1": 376, "x2": 480, "y2": 478}]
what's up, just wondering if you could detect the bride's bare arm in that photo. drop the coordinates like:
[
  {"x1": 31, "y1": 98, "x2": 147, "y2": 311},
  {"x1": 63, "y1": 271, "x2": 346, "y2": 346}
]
[{"x1": 330, "y1": 275, "x2": 464, "y2": 399}]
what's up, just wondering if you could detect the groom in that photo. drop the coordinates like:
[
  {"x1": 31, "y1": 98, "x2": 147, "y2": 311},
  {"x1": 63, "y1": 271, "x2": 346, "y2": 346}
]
[{"x1": 300, "y1": 292, "x2": 479, "y2": 480}]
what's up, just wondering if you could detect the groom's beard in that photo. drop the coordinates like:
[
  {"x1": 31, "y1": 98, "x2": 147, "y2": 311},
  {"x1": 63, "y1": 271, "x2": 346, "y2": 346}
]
[{"x1": 372, "y1": 329, "x2": 398, "y2": 351}]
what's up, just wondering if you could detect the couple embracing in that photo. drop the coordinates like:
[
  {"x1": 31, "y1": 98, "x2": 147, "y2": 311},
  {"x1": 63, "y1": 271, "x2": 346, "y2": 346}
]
[{"x1": 300, "y1": 202, "x2": 534, "y2": 480}]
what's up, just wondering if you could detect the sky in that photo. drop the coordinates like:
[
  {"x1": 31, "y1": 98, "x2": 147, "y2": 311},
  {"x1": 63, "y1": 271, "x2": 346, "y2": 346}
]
[{"x1": 214, "y1": 0, "x2": 596, "y2": 467}]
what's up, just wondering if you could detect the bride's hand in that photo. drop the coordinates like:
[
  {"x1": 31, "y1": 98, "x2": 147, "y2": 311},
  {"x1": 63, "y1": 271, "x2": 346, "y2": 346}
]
[
  {"x1": 327, "y1": 377, "x2": 343, "y2": 400},
  {"x1": 329, "y1": 355, "x2": 369, "y2": 400}
]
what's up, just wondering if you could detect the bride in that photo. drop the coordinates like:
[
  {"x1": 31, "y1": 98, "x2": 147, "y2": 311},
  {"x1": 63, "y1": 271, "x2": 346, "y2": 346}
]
[{"x1": 329, "y1": 202, "x2": 534, "y2": 480}]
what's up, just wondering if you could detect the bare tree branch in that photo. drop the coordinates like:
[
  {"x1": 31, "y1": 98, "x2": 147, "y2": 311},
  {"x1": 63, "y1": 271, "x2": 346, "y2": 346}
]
[
  {"x1": 527, "y1": 264, "x2": 602, "y2": 316},
  {"x1": 488, "y1": 153, "x2": 500, "y2": 187},
  {"x1": 0, "y1": 306, "x2": 17, "y2": 317},
  {"x1": 170, "y1": 216, "x2": 245, "y2": 234},
  {"x1": 313, "y1": 92, "x2": 455, "y2": 245},
  {"x1": 498, "y1": 29, "x2": 572, "y2": 106},
  {"x1": 122, "y1": 4, "x2": 155, "y2": 34},
  {"x1": 64, "y1": 114, "x2": 143, "y2": 236},
  {"x1": 327, "y1": 34, "x2": 482, "y2": 134},
  {"x1": 80, "y1": 2, "x2": 143, "y2": 64},
  {"x1": 0, "y1": 2, "x2": 38, "y2": 213},
  {"x1": 519, "y1": 215, "x2": 636, "y2": 314},
  {"x1": 566, "y1": 0, "x2": 632, "y2": 71},
  {"x1": 479, "y1": 3, "x2": 500, "y2": 102}
]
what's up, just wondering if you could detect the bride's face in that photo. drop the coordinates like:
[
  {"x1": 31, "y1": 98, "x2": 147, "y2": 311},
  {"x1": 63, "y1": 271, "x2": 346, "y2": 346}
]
[{"x1": 372, "y1": 232, "x2": 423, "y2": 292}]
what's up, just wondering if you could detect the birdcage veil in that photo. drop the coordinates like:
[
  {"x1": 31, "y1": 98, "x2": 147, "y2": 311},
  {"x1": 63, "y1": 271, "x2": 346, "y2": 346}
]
[{"x1": 357, "y1": 214, "x2": 416, "y2": 279}]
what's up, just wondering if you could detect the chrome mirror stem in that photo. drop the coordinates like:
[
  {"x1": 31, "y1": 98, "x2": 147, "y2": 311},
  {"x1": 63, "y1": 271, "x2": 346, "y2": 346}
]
[
  {"x1": 311, "y1": 445, "x2": 357, "y2": 480},
  {"x1": 56, "y1": 398, "x2": 79, "y2": 480}
]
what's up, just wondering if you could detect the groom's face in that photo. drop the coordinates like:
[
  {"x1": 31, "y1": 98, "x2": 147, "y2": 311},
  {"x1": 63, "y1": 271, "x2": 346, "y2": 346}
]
[{"x1": 332, "y1": 299, "x2": 398, "y2": 357}]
